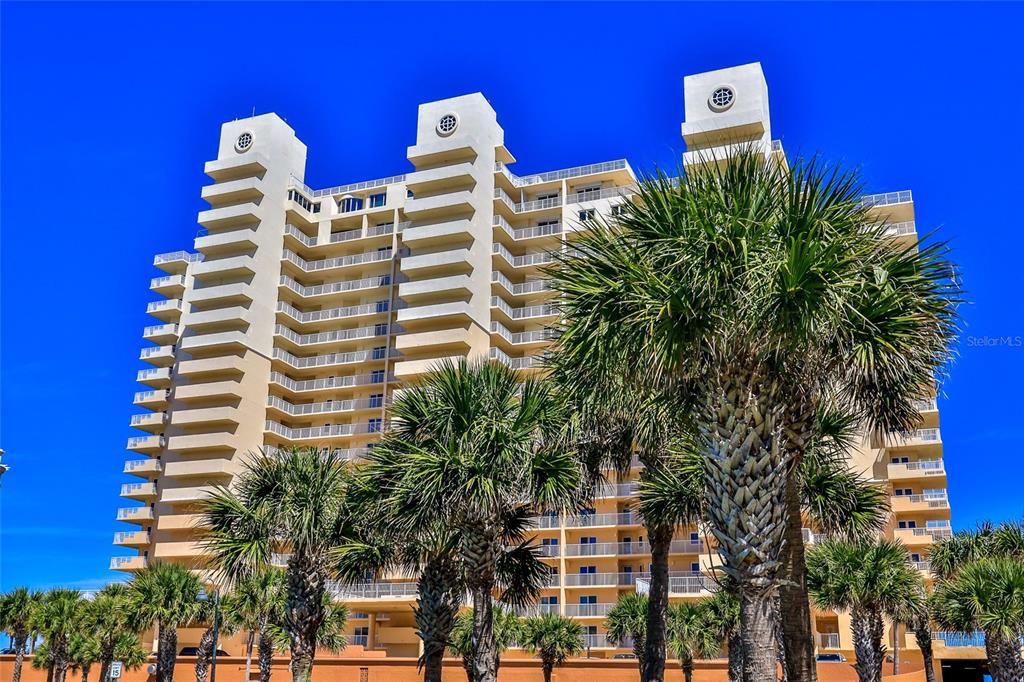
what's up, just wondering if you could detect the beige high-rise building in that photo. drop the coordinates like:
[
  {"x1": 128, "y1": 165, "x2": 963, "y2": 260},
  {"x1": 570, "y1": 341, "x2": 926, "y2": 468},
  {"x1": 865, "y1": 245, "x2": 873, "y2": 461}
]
[{"x1": 114, "y1": 63, "x2": 952, "y2": 661}]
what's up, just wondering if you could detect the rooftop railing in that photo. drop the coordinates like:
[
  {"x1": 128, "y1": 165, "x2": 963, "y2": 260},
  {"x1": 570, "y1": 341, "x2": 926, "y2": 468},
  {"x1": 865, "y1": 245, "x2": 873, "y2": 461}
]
[
  {"x1": 495, "y1": 159, "x2": 631, "y2": 187},
  {"x1": 859, "y1": 190, "x2": 912, "y2": 208},
  {"x1": 290, "y1": 174, "x2": 407, "y2": 199}
]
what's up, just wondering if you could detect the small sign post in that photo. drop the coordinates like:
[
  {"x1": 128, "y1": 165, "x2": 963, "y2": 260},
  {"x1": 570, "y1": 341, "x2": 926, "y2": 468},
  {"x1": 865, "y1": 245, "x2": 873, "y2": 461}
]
[{"x1": 110, "y1": 662, "x2": 123, "y2": 680}]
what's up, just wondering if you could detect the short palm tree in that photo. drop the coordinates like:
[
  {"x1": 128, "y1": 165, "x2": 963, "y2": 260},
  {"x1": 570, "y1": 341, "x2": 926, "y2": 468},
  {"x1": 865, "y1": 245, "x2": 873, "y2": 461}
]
[
  {"x1": 223, "y1": 568, "x2": 286, "y2": 682},
  {"x1": 667, "y1": 602, "x2": 720, "y2": 682},
  {"x1": 604, "y1": 592, "x2": 648, "y2": 672},
  {"x1": 806, "y1": 540, "x2": 923, "y2": 682},
  {"x1": 130, "y1": 562, "x2": 203, "y2": 682},
  {"x1": 931, "y1": 557, "x2": 1024, "y2": 682},
  {"x1": 448, "y1": 607, "x2": 522, "y2": 682},
  {"x1": 521, "y1": 613, "x2": 584, "y2": 682},
  {"x1": 194, "y1": 597, "x2": 236, "y2": 682},
  {"x1": 201, "y1": 447, "x2": 363, "y2": 682},
  {"x1": 81, "y1": 583, "x2": 141, "y2": 682},
  {"x1": 363, "y1": 359, "x2": 579, "y2": 682},
  {"x1": 32, "y1": 589, "x2": 87, "y2": 682},
  {"x1": 0, "y1": 587, "x2": 43, "y2": 682},
  {"x1": 68, "y1": 634, "x2": 102, "y2": 682}
]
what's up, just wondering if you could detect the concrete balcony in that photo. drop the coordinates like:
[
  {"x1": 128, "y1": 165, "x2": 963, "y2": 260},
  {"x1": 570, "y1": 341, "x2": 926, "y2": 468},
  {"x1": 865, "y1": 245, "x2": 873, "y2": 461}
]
[
  {"x1": 492, "y1": 272, "x2": 553, "y2": 298},
  {"x1": 165, "y1": 432, "x2": 235, "y2": 453},
  {"x1": 200, "y1": 176, "x2": 263, "y2": 206},
  {"x1": 192, "y1": 255, "x2": 256, "y2": 281},
  {"x1": 204, "y1": 150, "x2": 269, "y2": 181},
  {"x1": 195, "y1": 226, "x2": 258, "y2": 255},
  {"x1": 892, "y1": 493, "x2": 950, "y2": 513},
  {"x1": 564, "y1": 603, "x2": 614, "y2": 618},
  {"x1": 886, "y1": 428, "x2": 941, "y2": 452},
  {"x1": 116, "y1": 507, "x2": 154, "y2": 523},
  {"x1": 405, "y1": 162, "x2": 476, "y2": 194},
  {"x1": 127, "y1": 435, "x2": 164, "y2": 454},
  {"x1": 176, "y1": 355, "x2": 246, "y2": 379},
  {"x1": 493, "y1": 215, "x2": 564, "y2": 243},
  {"x1": 491, "y1": 322, "x2": 556, "y2": 350},
  {"x1": 197, "y1": 202, "x2": 259, "y2": 230},
  {"x1": 143, "y1": 323, "x2": 179, "y2": 345},
  {"x1": 489, "y1": 347, "x2": 542, "y2": 373},
  {"x1": 187, "y1": 306, "x2": 249, "y2": 333},
  {"x1": 154, "y1": 250, "x2": 203, "y2": 274},
  {"x1": 190, "y1": 282, "x2": 254, "y2": 306},
  {"x1": 282, "y1": 247, "x2": 394, "y2": 276},
  {"x1": 140, "y1": 345, "x2": 175, "y2": 366},
  {"x1": 398, "y1": 274, "x2": 473, "y2": 302},
  {"x1": 130, "y1": 411, "x2": 166, "y2": 433},
  {"x1": 170, "y1": 406, "x2": 240, "y2": 427},
  {"x1": 393, "y1": 355, "x2": 465, "y2": 381},
  {"x1": 110, "y1": 556, "x2": 148, "y2": 572},
  {"x1": 888, "y1": 459, "x2": 946, "y2": 482},
  {"x1": 146, "y1": 299, "x2": 183, "y2": 322},
  {"x1": 136, "y1": 367, "x2": 172, "y2": 388},
  {"x1": 276, "y1": 301, "x2": 387, "y2": 328},
  {"x1": 272, "y1": 348, "x2": 389, "y2": 372},
  {"x1": 403, "y1": 190, "x2": 475, "y2": 219},
  {"x1": 494, "y1": 188, "x2": 562, "y2": 215},
  {"x1": 179, "y1": 330, "x2": 248, "y2": 353},
  {"x1": 492, "y1": 243, "x2": 556, "y2": 270},
  {"x1": 327, "y1": 222, "x2": 406, "y2": 245},
  {"x1": 401, "y1": 219, "x2": 473, "y2": 248},
  {"x1": 566, "y1": 186, "x2": 635, "y2": 205},
  {"x1": 152, "y1": 541, "x2": 206, "y2": 559},
  {"x1": 161, "y1": 486, "x2": 217, "y2": 504},
  {"x1": 163, "y1": 459, "x2": 234, "y2": 479},
  {"x1": 279, "y1": 274, "x2": 392, "y2": 302},
  {"x1": 490, "y1": 296, "x2": 558, "y2": 323},
  {"x1": 174, "y1": 380, "x2": 244, "y2": 402},
  {"x1": 329, "y1": 581, "x2": 418, "y2": 601},
  {"x1": 265, "y1": 420, "x2": 383, "y2": 441},
  {"x1": 269, "y1": 370, "x2": 390, "y2": 396},
  {"x1": 895, "y1": 526, "x2": 952, "y2": 546},
  {"x1": 113, "y1": 530, "x2": 150, "y2": 547},
  {"x1": 399, "y1": 248, "x2": 472, "y2": 276},
  {"x1": 273, "y1": 323, "x2": 393, "y2": 351},
  {"x1": 859, "y1": 190, "x2": 914, "y2": 224},
  {"x1": 150, "y1": 274, "x2": 186, "y2": 297},
  {"x1": 396, "y1": 301, "x2": 473, "y2": 326},
  {"x1": 124, "y1": 459, "x2": 162, "y2": 477},
  {"x1": 133, "y1": 389, "x2": 169, "y2": 409},
  {"x1": 120, "y1": 482, "x2": 157, "y2": 500},
  {"x1": 267, "y1": 395, "x2": 383, "y2": 418}
]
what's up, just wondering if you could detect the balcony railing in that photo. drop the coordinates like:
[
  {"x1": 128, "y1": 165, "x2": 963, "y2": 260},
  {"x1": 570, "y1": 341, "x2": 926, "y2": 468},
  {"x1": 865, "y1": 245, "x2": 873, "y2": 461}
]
[
  {"x1": 491, "y1": 296, "x2": 559, "y2": 320},
  {"x1": 329, "y1": 582, "x2": 418, "y2": 599},
  {"x1": 493, "y1": 214, "x2": 564, "y2": 241},
  {"x1": 495, "y1": 159, "x2": 630, "y2": 188},
  {"x1": 565, "y1": 603, "x2": 614, "y2": 617},
  {"x1": 491, "y1": 322, "x2": 557, "y2": 346},
  {"x1": 329, "y1": 222, "x2": 409, "y2": 244},
  {"x1": 263, "y1": 444, "x2": 367, "y2": 461},
  {"x1": 513, "y1": 604, "x2": 561, "y2": 617},
  {"x1": 567, "y1": 186, "x2": 635, "y2": 204},
  {"x1": 492, "y1": 243, "x2": 557, "y2": 269},
  {"x1": 491, "y1": 272, "x2": 553, "y2": 296},
  {"x1": 272, "y1": 348, "x2": 395, "y2": 370},
  {"x1": 120, "y1": 482, "x2": 156, "y2": 497},
  {"x1": 154, "y1": 251, "x2": 203, "y2": 266},
  {"x1": 279, "y1": 274, "x2": 392, "y2": 298},
  {"x1": 274, "y1": 323, "x2": 395, "y2": 346},
  {"x1": 267, "y1": 395, "x2": 383, "y2": 416},
  {"x1": 124, "y1": 459, "x2": 161, "y2": 473},
  {"x1": 113, "y1": 531, "x2": 150, "y2": 544},
  {"x1": 150, "y1": 274, "x2": 186, "y2": 289},
  {"x1": 290, "y1": 174, "x2": 406, "y2": 199},
  {"x1": 494, "y1": 188, "x2": 563, "y2": 213},
  {"x1": 265, "y1": 420, "x2": 385, "y2": 440},
  {"x1": 269, "y1": 371, "x2": 390, "y2": 393},
  {"x1": 911, "y1": 526, "x2": 953, "y2": 540},
  {"x1": 489, "y1": 347, "x2": 542, "y2": 371},
  {"x1": 282, "y1": 247, "x2": 394, "y2": 272},
  {"x1": 595, "y1": 481, "x2": 640, "y2": 498},
  {"x1": 859, "y1": 191, "x2": 912, "y2": 208},
  {"x1": 277, "y1": 301, "x2": 387, "y2": 325}
]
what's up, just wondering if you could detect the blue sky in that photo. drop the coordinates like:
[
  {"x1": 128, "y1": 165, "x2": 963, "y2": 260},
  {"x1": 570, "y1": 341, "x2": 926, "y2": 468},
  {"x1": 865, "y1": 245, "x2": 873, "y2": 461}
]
[{"x1": 2, "y1": 2, "x2": 1023, "y2": 592}]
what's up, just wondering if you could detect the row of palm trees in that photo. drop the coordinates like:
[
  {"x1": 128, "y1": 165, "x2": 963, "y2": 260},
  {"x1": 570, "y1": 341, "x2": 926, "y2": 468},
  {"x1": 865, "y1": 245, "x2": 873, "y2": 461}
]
[{"x1": 194, "y1": 148, "x2": 961, "y2": 682}]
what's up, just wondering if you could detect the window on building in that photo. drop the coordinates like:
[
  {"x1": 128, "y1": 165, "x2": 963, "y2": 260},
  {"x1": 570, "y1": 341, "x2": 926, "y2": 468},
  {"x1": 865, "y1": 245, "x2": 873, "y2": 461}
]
[
  {"x1": 891, "y1": 456, "x2": 910, "y2": 464},
  {"x1": 369, "y1": 393, "x2": 384, "y2": 408},
  {"x1": 368, "y1": 193, "x2": 386, "y2": 208},
  {"x1": 372, "y1": 346, "x2": 387, "y2": 360},
  {"x1": 375, "y1": 300, "x2": 389, "y2": 313},
  {"x1": 368, "y1": 418, "x2": 382, "y2": 433},
  {"x1": 370, "y1": 369, "x2": 385, "y2": 383},
  {"x1": 580, "y1": 536, "x2": 597, "y2": 544},
  {"x1": 894, "y1": 488, "x2": 913, "y2": 496},
  {"x1": 579, "y1": 209, "x2": 596, "y2": 222},
  {"x1": 690, "y1": 562, "x2": 700, "y2": 573},
  {"x1": 579, "y1": 595, "x2": 597, "y2": 605},
  {"x1": 541, "y1": 596, "x2": 558, "y2": 605},
  {"x1": 689, "y1": 531, "x2": 700, "y2": 543},
  {"x1": 542, "y1": 538, "x2": 559, "y2": 546},
  {"x1": 579, "y1": 566, "x2": 596, "y2": 574},
  {"x1": 537, "y1": 192, "x2": 559, "y2": 202},
  {"x1": 611, "y1": 203, "x2": 626, "y2": 216},
  {"x1": 374, "y1": 323, "x2": 389, "y2": 336},
  {"x1": 339, "y1": 196, "x2": 364, "y2": 213}
]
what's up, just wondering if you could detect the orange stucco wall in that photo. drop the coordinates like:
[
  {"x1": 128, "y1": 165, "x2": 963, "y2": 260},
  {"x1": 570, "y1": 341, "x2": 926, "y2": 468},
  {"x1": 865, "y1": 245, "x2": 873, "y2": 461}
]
[{"x1": 0, "y1": 654, "x2": 927, "y2": 682}]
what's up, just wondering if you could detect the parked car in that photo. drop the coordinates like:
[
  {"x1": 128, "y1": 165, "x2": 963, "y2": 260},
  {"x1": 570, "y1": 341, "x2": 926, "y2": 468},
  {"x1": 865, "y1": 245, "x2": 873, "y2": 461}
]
[
  {"x1": 815, "y1": 653, "x2": 847, "y2": 663},
  {"x1": 178, "y1": 647, "x2": 230, "y2": 656}
]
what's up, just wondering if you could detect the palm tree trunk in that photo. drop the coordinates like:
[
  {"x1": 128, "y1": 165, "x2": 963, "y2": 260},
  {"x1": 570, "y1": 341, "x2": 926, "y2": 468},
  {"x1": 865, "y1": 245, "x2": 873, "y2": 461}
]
[
  {"x1": 850, "y1": 609, "x2": 884, "y2": 682},
  {"x1": 683, "y1": 660, "x2": 694, "y2": 682},
  {"x1": 738, "y1": 593, "x2": 777, "y2": 682},
  {"x1": 285, "y1": 563, "x2": 326, "y2": 682},
  {"x1": 157, "y1": 625, "x2": 179, "y2": 682},
  {"x1": 196, "y1": 628, "x2": 215, "y2": 682},
  {"x1": 542, "y1": 660, "x2": 554, "y2": 682},
  {"x1": 46, "y1": 664, "x2": 54, "y2": 682},
  {"x1": 415, "y1": 556, "x2": 460, "y2": 682},
  {"x1": 97, "y1": 640, "x2": 115, "y2": 682},
  {"x1": 727, "y1": 631, "x2": 743, "y2": 682},
  {"x1": 985, "y1": 632, "x2": 1024, "y2": 682},
  {"x1": 643, "y1": 522, "x2": 673, "y2": 682},
  {"x1": 470, "y1": 586, "x2": 497, "y2": 682},
  {"x1": 772, "y1": 594, "x2": 787, "y2": 682},
  {"x1": 81, "y1": 663, "x2": 91, "y2": 682},
  {"x1": 257, "y1": 632, "x2": 274, "y2": 682},
  {"x1": 13, "y1": 635, "x2": 27, "y2": 682},
  {"x1": 244, "y1": 631, "x2": 255, "y2": 682},
  {"x1": 891, "y1": 623, "x2": 900, "y2": 676},
  {"x1": 912, "y1": 620, "x2": 936, "y2": 682},
  {"x1": 779, "y1": 474, "x2": 816, "y2": 682}
]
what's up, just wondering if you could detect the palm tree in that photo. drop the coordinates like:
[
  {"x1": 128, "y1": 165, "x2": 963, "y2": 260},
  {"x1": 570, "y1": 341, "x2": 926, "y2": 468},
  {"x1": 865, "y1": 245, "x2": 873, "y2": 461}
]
[
  {"x1": 667, "y1": 602, "x2": 719, "y2": 682},
  {"x1": 68, "y1": 635, "x2": 102, "y2": 682},
  {"x1": 931, "y1": 557, "x2": 1024, "y2": 682},
  {"x1": 362, "y1": 359, "x2": 579, "y2": 682},
  {"x1": 448, "y1": 607, "x2": 522, "y2": 682},
  {"x1": 222, "y1": 568, "x2": 286, "y2": 682},
  {"x1": 551, "y1": 364, "x2": 705, "y2": 682},
  {"x1": 32, "y1": 589, "x2": 87, "y2": 682},
  {"x1": 81, "y1": 583, "x2": 140, "y2": 682},
  {"x1": 0, "y1": 587, "x2": 43, "y2": 682},
  {"x1": 200, "y1": 447, "x2": 363, "y2": 682},
  {"x1": 195, "y1": 597, "x2": 236, "y2": 682},
  {"x1": 605, "y1": 592, "x2": 648, "y2": 672},
  {"x1": 521, "y1": 613, "x2": 583, "y2": 682},
  {"x1": 702, "y1": 589, "x2": 741, "y2": 682},
  {"x1": 806, "y1": 540, "x2": 923, "y2": 682},
  {"x1": 130, "y1": 562, "x2": 203, "y2": 682},
  {"x1": 549, "y1": 150, "x2": 959, "y2": 682}
]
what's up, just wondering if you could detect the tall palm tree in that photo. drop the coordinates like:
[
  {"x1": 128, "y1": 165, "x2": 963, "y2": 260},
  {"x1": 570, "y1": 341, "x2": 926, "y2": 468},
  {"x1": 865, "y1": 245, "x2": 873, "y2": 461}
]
[
  {"x1": 667, "y1": 602, "x2": 719, "y2": 682},
  {"x1": 130, "y1": 562, "x2": 203, "y2": 682},
  {"x1": 222, "y1": 568, "x2": 286, "y2": 682},
  {"x1": 194, "y1": 597, "x2": 237, "y2": 682},
  {"x1": 605, "y1": 592, "x2": 648, "y2": 672},
  {"x1": 806, "y1": 540, "x2": 923, "y2": 682},
  {"x1": 551, "y1": 363, "x2": 705, "y2": 682},
  {"x1": 32, "y1": 589, "x2": 87, "y2": 682},
  {"x1": 521, "y1": 613, "x2": 584, "y2": 682},
  {"x1": 0, "y1": 587, "x2": 43, "y2": 682},
  {"x1": 81, "y1": 583, "x2": 140, "y2": 682},
  {"x1": 200, "y1": 447, "x2": 364, "y2": 682},
  {"x1": 931, "y1": 557, "x2": 1024, "y2": 682},
  {"x1": 68, "y1": 635, "x2": 102, "y2": 682},
  {"x1": 549, "y1": 150, "x2": 959, "y2": 682},
  {"x1": 363, "y1": 359, "x2": 579, "y2": 682},
  {"x1": 448, "y1": 607, "x2": 522, "y2": 682},
  {"x1": 702, "y1": 589, "x2": 741, "y2": 682}
]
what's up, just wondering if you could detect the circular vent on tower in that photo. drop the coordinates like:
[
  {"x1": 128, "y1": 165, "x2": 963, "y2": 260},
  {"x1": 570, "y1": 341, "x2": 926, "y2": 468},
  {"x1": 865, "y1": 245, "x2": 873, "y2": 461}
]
[
  {"x1": 235, "y1": 132, "x2": 254, "y2": 152},
  {"x1": 436, "y1": 113, "x2": 459, "y2": 137},
  {"x1": 708, "y1": 86, "x2": 735, "y2": 112}
]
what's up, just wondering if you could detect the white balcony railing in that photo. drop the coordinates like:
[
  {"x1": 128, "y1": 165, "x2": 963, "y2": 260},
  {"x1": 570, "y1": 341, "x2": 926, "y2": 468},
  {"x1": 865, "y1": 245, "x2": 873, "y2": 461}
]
[
  {"x1": 493, "y1": 214, "x2": 564, "y2": 241},
  {"x1": 491, "y1": 296, "x2": 559, "y2": 320},
  {"x1": 276, "y1": 301, "x2": 387, "y2": 325},
  {"x1": 859, "y1": 190, "x2": 912, "y2": 208},
  {"x1": 489, "y1": 347, "x2": 541, "y2": 371},
  {"x1": 279, "y1": 274, "x2": 392, "y2": 298},
  {"x1": 267, "y1": 395, "x2": 384, "y2": 416},
  {"x1": 154, "y1": 251, "x2": 203, "y2": 266},
  {"x1": 269, "y1": 371, "x2": 390, "y2": 393},
  {"x1": 290, "y1": 174, "x2": 406, "y2": 199},
  {"x1": 495, "y1": 159, "x2": 630, "y2": 188},
  {"x1": 329, "y1": 582, "x2": 418, "y2": 599},
  {"x1": 274, "y1": 323, "x2": 395, "y2": 346},
  {"x1": 282, "y1": 247, "x2": 394, "y2": 272},
  {"x1": 565, "y1": 603, "x2": 614, "y2": 617},
  {"x1": 265, "y1": 420, "x2": 384, "y2": 440},
  {"x1": 492, "y1": 243, "x2": 557, "y2": 269}
]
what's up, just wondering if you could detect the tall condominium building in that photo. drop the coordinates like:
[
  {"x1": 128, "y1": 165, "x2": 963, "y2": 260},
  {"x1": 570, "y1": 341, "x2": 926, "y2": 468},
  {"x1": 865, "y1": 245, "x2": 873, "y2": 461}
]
[{"x1": 114, "y1": 63, "x2": 952, "y2": 661}]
